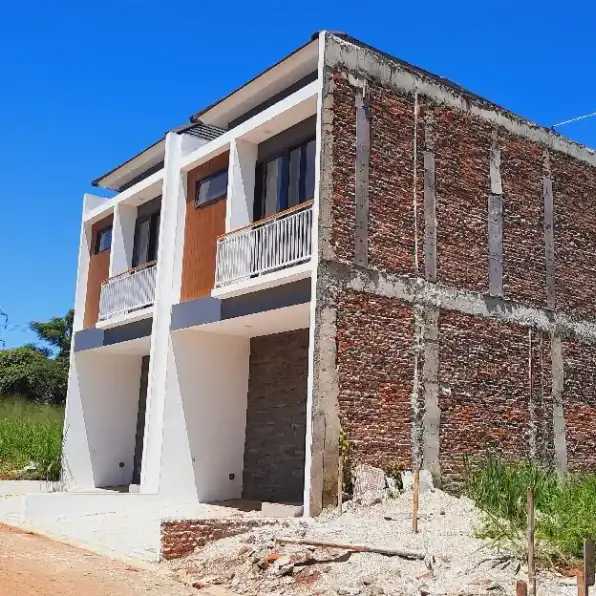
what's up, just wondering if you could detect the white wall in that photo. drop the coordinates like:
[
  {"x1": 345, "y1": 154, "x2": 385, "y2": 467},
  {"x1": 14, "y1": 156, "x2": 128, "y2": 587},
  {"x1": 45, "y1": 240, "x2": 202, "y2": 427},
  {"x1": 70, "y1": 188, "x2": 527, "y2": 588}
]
[
  {"x1": 158, "y1": 330, "x2": 250, "y2": 502},
  {"x1": 227, "y1": 138, "x2": 258, "y2": 231},
  {"x1": 110, "y1": 203, "x2": 137, "y2": 276},
  {"x1": 63, "y1": 351, "x2": 142, "y2": 489},
  {"x1": 140, "y1": 133, "x2": 184, "y2": 493}
]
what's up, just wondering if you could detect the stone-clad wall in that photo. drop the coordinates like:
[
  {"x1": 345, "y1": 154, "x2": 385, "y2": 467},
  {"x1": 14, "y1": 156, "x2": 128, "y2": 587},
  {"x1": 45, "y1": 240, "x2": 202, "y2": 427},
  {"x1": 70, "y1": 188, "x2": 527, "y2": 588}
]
[
  {"x1": 308, "y1": 33, "x2": 596, "y2": 511},
  {"x1": 242, "y1": 329, "x2": 309, "y2": 503}
]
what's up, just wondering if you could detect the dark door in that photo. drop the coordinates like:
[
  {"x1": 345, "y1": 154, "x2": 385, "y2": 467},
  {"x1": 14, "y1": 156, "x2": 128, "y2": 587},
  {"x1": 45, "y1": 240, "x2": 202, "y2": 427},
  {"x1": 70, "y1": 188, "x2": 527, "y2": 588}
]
[{"x1": 132, "y1": 355, "x2": 150, "y2": 485}]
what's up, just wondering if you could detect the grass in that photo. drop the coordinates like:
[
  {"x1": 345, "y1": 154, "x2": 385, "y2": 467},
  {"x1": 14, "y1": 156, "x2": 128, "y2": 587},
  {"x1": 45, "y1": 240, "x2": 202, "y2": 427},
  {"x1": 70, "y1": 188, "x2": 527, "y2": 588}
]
[
  {"x1": 0, "y1": 396, "x2": 64, "y2": 481},
  {"x1": 463, "y1": 455, "x2": 596, "y2": 568}
]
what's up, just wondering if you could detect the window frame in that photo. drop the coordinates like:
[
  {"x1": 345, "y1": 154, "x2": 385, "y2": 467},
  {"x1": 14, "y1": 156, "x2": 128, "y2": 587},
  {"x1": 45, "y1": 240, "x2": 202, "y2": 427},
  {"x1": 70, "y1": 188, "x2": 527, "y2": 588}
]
[
  {"x1": 194, "y1": 168, "x2": 228, "y2": 209},
  {"x1": 94, "y1": 225, "x2": 112, "y2": 255},
  {"x1": 253, "y1": 136, "x2": 316, "y2": 221},
  {"x1": 132, "y1": 211, "x2": 160, "y2": 268}
]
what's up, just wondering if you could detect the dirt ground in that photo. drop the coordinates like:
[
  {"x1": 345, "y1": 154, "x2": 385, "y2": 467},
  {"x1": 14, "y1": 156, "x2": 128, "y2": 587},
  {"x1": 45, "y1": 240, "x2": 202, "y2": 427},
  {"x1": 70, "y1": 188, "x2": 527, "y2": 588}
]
[{"x1": 0, "y1": 524, "x2": 199, "y2": 596}]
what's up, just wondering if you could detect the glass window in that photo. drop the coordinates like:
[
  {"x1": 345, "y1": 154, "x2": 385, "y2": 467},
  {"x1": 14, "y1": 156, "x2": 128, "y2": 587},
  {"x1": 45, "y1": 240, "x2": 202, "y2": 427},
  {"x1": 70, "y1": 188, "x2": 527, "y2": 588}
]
[
  {"x1": 132, "y1": 212, "x2": 160, "y2": 267},
  {"x1": 288, "y1": 147, "x2": 302, "y2": 208},
  {"x1": 264, "y1": 157, "x2": 283, "y2": 217},
  {"x1": 195, "y1": 169, "x2": 228, "y2": 208},
  {"x1": 304, "y1": 139, "x2": 316, "y2": 203},
  {"x1": 95, "y1": 226, "x2": 112, "y2": 254},
  {"x1": 254, "y1": 137, "x2": 316, "y2": 220}
]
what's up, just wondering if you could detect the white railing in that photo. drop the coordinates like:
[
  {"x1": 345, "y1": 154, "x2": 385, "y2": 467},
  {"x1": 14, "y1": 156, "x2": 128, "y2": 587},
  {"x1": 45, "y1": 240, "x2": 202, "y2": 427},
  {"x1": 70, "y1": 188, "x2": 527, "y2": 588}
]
[
  {"x1": 99, "y1": 261, "x2": 157, "y2": 321},
  {"x1": 215, "y1": 202, "x2": 313, "y2": 288}
]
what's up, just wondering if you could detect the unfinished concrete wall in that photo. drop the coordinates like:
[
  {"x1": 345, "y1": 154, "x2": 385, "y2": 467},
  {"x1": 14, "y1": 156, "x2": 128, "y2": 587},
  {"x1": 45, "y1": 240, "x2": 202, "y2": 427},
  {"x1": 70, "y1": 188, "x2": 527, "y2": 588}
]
[{"x1": 307, "y1": 32, "x2": 596, "y2": 513}]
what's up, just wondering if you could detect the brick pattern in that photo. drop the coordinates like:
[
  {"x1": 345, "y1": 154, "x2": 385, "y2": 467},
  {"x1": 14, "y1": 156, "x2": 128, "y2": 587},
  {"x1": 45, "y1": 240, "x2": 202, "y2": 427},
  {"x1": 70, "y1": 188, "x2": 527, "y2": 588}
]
[
  {"x1": 552, "y1": 152, "x2": 596, "y2": 321},
  {"x1": 562, "y1": 338, "x2": 596, "y2": 472},
  {"x1": 161, "y1": 518, "x2": 274, "y2": 560},
  {"x1": 500, "y1": 133, "x2": 546, "y2": 307},
  {"x1": 368, "y1": 83, "x2": 419, "y2": 276},
  {"x1": 438, "y1": 312, "x2": 549, "y2": 480},
  {"x1": 336, "y1": 291, "x2": 415, "y2": 470},
  {"x1": 242, "y1": 330, "x2": 309, "y2": 503},
  {"x1": 329, "y1": 75, "x2": 357, "y2": 264},
  {"x1": 323, "y1": 57, "x2": 596, "y2": 485},
  {"x1": 432, "y1": 105, "x2": 491, "y2": 293}
]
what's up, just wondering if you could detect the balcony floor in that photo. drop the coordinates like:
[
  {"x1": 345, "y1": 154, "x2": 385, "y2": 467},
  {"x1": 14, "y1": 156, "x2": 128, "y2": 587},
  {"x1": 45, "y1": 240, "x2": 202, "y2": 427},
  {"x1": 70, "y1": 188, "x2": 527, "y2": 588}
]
[{"x1": 211, "y1": 261, "x2": 312, "y2": 299}]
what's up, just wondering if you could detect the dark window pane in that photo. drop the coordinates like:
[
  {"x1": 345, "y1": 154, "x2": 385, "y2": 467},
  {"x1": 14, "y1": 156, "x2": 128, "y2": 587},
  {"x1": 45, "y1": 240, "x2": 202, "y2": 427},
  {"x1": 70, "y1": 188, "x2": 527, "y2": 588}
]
[
  {"x1": 151, "y1": 213, "x2": 160, "y2": 262},
  {"x1": 288, "y1": 147, "x2": 301, "y2": 208},
  {"x1": 304, "y1": 139, "x2": 316, "y2": 203},
  {"x1": 263, "y1": 157, "x2": 282, "y2": 217},
  {"x1": 196, "y1": 170, "x2": 228, "y2": 207},
  {"x1": 96, "y1": 227, "x2": 112, "y2": 253},
  {"x1": 133, "y1": 218, "x2": 151, "y2": 267}
]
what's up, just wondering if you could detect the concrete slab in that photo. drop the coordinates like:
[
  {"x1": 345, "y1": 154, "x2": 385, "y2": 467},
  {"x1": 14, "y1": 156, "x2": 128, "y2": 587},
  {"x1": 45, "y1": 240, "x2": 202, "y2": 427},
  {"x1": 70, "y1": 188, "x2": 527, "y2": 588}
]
[
  {"x1": 0, "y1": 481, "x2": 62, "y2": 496},
  {"x1": 260, "y1": 502, "x2": 303, "y2": 518},
  {"x1": 0, "y1": 493, "x2": 262, "y2": 563}
]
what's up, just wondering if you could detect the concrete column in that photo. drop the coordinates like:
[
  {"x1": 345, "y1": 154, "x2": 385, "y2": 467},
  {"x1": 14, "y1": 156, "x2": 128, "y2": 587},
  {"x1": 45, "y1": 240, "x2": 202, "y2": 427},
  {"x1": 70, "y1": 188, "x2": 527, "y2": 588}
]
[
  {"x1": 140, "y1": 132, "x2": 185, "y2": 494},
  {"x1": 226, "y1": 138, "x2": 257, "y2": 232},
  {"x1": 72, "y1": 217, "x2": 92, "y2": 333},
  {"x1": 62, "y1": 351, "x2": 142, "y2": 489},
  {"x1": 158, "y1": 330, "x2": 250, "y2": 502},
  {"x1": 109, "y1": 203, "x2": 137, "y2": 276}
]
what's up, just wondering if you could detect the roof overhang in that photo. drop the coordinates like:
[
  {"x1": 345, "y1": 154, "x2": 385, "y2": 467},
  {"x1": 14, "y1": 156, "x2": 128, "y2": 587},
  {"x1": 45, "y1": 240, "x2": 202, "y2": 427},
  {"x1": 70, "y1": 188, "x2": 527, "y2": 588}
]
[
  {"x1": 92, "y1": 34, "x2": 320, "y2": 191},
  {"x1": 191, "y1": 38, "x2": 319, "y2": 128},
  {"x1": 92, "y1": 137, "x2": 166, "y2": 192}
]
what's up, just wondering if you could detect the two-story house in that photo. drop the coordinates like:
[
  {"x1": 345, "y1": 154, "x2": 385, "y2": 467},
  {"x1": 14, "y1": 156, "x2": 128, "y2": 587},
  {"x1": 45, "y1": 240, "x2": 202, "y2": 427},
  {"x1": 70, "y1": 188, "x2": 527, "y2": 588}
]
[{"x1": 65, "y1": 31, "x2": 596, "y2": 517}]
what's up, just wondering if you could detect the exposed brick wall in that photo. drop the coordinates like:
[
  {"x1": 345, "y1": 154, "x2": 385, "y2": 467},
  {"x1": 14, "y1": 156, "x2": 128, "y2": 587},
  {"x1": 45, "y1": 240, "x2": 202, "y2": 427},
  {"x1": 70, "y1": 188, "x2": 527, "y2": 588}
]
[
  {"x1": 432, "y1": 105, "x2": 491, "y2": 293},
  {"x1": 312, "y1": 42, "x2": 596, "y2": 505},
  {"x1": 242, "y1": 330, "x2": 309, "y2": 503},
  {"x1": 438, "y1": 312, "x2": 551, "y2": 480},
  {"x1": 336, "y1": 290, "x2": 414, "y2": 470},
  {"x1": 329, "y1": 76, "x2": 357, "y2": 264},
  {"x1": 368, "y1": 83, "x2": 419, "y2": 276},
  {"x1": 552, "y1": 152, "x2": 596, "y2": 321},
  {"x1": 161, "y1": 518, "x2": 274, "y2": 560},
  {"x1": 562, "y1": 338, "x2": 596, "y2": 472},
  {"x1": 500, "y1": 133, "x2": 546, "y2": 307}
]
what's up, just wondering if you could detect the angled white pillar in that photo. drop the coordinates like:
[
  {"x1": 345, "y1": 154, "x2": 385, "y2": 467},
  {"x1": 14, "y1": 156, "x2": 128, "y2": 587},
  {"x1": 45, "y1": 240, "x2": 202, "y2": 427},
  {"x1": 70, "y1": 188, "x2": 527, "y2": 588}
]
[
  {"x1": 140, "y1": 132, "x2": 185, "y2": 494},
  {"x1": 109, "y1": 203, "x2": 137, "y2": 276},
  {"x1": 226, "y1": 138, "x2": 258, "y2": 232}
]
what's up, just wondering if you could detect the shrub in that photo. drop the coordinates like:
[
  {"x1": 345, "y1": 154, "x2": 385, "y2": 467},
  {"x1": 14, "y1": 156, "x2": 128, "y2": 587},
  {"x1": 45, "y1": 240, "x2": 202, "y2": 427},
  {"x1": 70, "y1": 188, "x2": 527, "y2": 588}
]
[
  {"x1": 463, "y1": 454, "x2": 596, "y2": 567},
  {"x1": 0, "y1": 348, "x2": 68, "y2": 404},
  {"x1": 0, "y1": 397, "x2": 64, "y2": 480}
]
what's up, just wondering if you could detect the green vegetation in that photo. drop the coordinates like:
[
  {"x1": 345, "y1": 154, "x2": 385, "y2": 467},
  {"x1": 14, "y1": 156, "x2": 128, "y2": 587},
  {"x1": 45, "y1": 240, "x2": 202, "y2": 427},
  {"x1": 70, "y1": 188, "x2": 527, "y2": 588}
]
[
  {"x1": 0, "y1": 309, "x2": 72, "y2": 404},
  {"x1": 463, "y1": 455, "x2": 596, "y2": 567},
  {"x1": 0, "y1": 397, "x2": 64, "y2": 480}
]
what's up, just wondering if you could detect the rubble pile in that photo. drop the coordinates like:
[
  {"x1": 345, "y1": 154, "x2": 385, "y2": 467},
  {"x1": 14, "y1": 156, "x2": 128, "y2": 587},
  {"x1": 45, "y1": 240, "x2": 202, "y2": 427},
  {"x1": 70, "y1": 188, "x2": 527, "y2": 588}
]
[{"x1": 168, "y1": 480, "x2": 579, "y2": 596}]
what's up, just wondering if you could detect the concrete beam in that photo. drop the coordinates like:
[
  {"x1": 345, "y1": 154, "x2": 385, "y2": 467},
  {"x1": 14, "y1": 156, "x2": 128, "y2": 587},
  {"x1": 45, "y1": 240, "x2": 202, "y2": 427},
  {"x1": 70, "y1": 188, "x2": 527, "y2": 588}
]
[
  {"x1": 354, "y1": 89, "x2": 371, "y2": 267},
  {"x1": 422, "y1": 305, "x2": 440, "y2": 486}
]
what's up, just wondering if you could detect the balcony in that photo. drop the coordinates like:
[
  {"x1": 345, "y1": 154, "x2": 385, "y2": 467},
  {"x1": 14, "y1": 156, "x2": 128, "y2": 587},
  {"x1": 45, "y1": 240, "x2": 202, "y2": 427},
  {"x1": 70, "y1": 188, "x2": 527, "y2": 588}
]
[
  {"x1": 214, "y1": 202, "x2": 313, "y2": 289},
  {"x1": 98, "y1": 261, "x2": 158, "y2": 323}
]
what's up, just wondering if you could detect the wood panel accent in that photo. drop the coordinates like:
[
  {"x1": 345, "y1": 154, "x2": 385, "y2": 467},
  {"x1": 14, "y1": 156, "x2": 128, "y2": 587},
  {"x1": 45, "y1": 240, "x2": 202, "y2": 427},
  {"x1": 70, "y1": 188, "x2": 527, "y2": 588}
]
[
  {"x1": 83, "y1": 215, "x2": 113, "y2": 328},
  {"x1": 180, "y1": 153, "x2": 229, "y2": 302}
]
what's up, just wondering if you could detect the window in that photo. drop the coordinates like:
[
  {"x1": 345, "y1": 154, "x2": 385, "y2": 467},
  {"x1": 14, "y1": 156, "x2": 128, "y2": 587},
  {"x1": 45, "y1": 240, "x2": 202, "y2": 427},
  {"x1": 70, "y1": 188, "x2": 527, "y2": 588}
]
[
  {"x1": 254, "y1": 138, "x2": 315, "y2": 220},
  {"x1": 95, "y1": 226, "x2": 112, "y2": 254},
  {"x1": 195, "y1": 169, "x2": 228, "y2": 208},
  {"x1": 132, "y1": 212, "x2": 160, "y2": 267}
]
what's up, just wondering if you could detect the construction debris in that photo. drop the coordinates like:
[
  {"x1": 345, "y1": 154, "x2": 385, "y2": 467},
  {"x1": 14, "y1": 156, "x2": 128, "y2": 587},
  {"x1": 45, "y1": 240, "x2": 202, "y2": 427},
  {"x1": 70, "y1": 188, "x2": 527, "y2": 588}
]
[
  {"x1": 275, "y1": 537, "x2": 425, "y2": 560},
  {"x1": 352, "y1": 464, "x2": 386, "y2": 497},
  {"x1": 167, "y1": 488, "x2": 579, "y2": 596}
]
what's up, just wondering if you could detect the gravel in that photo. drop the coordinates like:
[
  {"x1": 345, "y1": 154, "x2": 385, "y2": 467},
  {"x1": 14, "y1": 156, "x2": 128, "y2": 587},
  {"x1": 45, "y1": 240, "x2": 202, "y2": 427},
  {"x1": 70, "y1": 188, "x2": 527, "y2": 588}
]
[{"x1": 168, "y1": 488, "x2": 578, "y2": 596}]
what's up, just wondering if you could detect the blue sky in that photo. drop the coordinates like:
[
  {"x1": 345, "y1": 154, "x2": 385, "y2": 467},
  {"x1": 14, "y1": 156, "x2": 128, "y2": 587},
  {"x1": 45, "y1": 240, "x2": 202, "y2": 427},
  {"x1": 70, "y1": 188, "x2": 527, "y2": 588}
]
[{"x1": 0, "y1": 0, "x2": 594, "y2": 348}]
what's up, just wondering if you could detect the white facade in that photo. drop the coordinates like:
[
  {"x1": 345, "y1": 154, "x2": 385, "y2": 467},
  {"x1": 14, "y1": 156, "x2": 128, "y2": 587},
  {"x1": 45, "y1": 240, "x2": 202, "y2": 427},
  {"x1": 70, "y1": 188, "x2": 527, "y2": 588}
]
[{"x1": 63, "y1": 34, "x2": 325, "y2": 514}]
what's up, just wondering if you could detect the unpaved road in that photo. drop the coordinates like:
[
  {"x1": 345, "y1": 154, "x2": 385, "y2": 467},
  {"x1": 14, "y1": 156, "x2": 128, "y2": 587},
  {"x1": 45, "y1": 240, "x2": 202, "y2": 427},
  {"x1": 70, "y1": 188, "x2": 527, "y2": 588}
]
[{"x1": 0, "y1": 524, "x2": 197, "y2": 596}]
